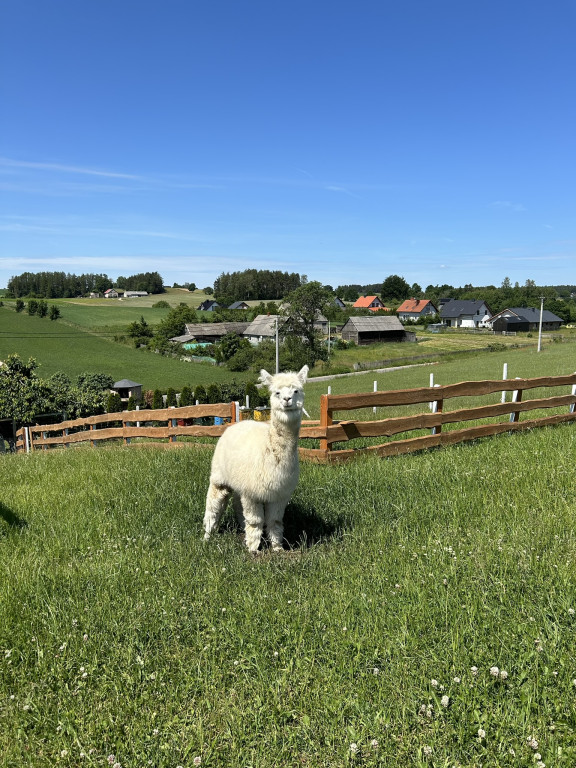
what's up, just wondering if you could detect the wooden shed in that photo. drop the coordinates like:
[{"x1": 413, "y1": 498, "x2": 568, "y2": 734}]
[
  {"x1": 111, "y1": 379, "x2": 142, "y2": 404},
  {"x1": 340, "y1": 316, "x2": 414, "y2": 345}
]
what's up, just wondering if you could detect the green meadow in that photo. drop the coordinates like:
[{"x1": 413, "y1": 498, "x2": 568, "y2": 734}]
[
  {"x1": 0, "y1": 304, "x2": 244, "y2": 390},
  {"x1": 1, "y1": 418, "x2": 576, "y2": 767}
]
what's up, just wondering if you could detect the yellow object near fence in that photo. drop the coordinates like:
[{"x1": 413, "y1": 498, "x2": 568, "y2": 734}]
[{"x1": 253, "y1": 408, "x2": 271, "y2": 421}]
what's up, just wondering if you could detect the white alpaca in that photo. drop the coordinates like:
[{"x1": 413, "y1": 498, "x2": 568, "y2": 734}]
[{"x1": 203, "y1": 365, "x2": 309, "y2": 552}]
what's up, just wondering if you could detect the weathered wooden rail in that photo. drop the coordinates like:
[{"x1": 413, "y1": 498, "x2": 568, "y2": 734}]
[
  {"x1": 16, "y1": 402, "x2": 238, "y2": 452},
  {"x1": 15, "y1": 373, "x2": 576, "y2": 462},
  {"x1": 298, "y1": 373, "x2": 576, "y2": 463}
]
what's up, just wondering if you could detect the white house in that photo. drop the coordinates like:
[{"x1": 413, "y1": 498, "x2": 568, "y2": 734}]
[
  {"x1": 396, "y1": 298, "x2": 438, "y2": 322},
  {"x1": 440, "y1": 299, "x2": 492, "y2": 328}
]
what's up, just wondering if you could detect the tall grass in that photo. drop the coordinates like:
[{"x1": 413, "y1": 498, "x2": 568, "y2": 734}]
[{"x1": 2, "y1": 423, "x2": 576, "y2": 767}]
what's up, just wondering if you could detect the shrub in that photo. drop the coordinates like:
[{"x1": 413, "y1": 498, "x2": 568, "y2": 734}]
[
  {"x1": 152, "y1": 300, "x2": 170, "y2": 308},
  {"x1": 106, "y1": 392, "x2": 122, "y2": 413},
  {"x1": 179, "y1": 385, "x2": 193, "y2": 406},
  {"x1": 152, "y1": 389, "x2": 164, "y2": 409},
  {"x1": 165, "y1": 388, "x2": 177, "y2": 407},
  {"x1": 194, "y1": 385, "x2": 207, "y2": 404},
  {"x1": 206, "y1": 383, "x2": 221, "y2": 403}
]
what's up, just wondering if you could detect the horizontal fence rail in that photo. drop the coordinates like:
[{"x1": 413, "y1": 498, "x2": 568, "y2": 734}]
[
  {"x1": 298, "y1": 373, "x2": 576, "y2": 463},
  {"x1": 15, "y1": 373, "x2": 576, "y2": 462},
  {"x1": 16, "y1": 403, "x2": 238, "y2": 452}
]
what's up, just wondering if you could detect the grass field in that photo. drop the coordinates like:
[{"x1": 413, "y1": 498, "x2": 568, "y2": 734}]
[
  {"x1": 2, "y1": 420, "x2": 576, "y2": 767},
  {"x1": 0, "y1": 305, "x2": 244, "y2": 390}
]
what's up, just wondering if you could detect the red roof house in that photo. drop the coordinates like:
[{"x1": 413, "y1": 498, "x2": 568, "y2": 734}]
[{"x1": 353, "y1": 296, "x2": 390, "y2": 312}]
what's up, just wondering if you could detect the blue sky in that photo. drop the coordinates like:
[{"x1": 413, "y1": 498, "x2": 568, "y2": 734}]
[{"x1": 1, "y1": 0, "x2": 575, "y2": 292}]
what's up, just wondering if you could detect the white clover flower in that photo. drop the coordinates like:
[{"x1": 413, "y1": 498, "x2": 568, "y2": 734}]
[
  {"x1": 60, "y1": 750, "x2": 68, "y2": 757},
  {"x1": 370, "y1": 739, "x2": 379, "y2": 748},
  {"x1": 453, "y1": 676, "x2": 461, "y2": 683},
  {"x1": 83, "y1": 634, "x2": 88, "y2": 642},
  {"x1": 441, "y1": 695, "x2": 449, "y2": 708},
  {"x1": 423, "y1": 745, "x2": 433, "y2": 756},
  {"x1": 471, "y1": 666, "x2": 478, "y2": 676},
  {"x1": 193, "y1": 758, "x2": 202, "y2": 766},
  {"x1": 527, "y1": 736, "x2": 539, "y2": 750},
  {"x1": 536, "y1": 761, "x2": 545, "y2": 768},
  {"x1": 499, "y1": 669, "x2": 508, "y2": 680},
  {"x1": 349, "y1": 742, "x2": 358, "y2": 753},
  {"x1": 372, "y1": 667, "x2": 380, "y2": 675},
  {"x1": 431, "y1": 679, "x2": 439, "y2": 687},
  {"x1": 489, "y1": 666, "x2": 499, "y2": 677},
  {"x1": 568, "y1": 608, "x2": 575, "y2": 615},
  {"x1": 534, "y1": 754, "x2": 542, "y2": 761},
  {"x1": 107, "y1": 756, "x2": 116, "y2": 765},
  {"x1": 477, "y1": 728, "x2": 486, "y2": 740}
]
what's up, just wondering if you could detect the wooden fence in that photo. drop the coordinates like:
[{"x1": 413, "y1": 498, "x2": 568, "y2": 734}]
[
  {"x1": 16, "y1": 402, "x2": 238, "y2": 452},
  {"x1": 15, "y1": 373, "x2": 576, "y2": 462},
  {"x1": 298, "y1": 372, "x2": 576, "y2": 463}
]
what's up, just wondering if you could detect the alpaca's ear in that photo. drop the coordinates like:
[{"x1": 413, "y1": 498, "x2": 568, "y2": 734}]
[
  {"x1": 297, "y1": 365, "x2": 309, "y2": 385},
  {"x1": 258, "y1": 369, "x2": 273, "y2": 388}
]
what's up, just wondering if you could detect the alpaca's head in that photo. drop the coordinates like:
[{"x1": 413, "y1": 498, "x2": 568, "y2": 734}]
[{"x1": 258, "y1": 365, "x2": 308, "y2": 423}]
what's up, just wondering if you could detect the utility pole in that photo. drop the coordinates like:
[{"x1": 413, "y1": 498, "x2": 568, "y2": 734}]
[
  {"x1": 537, "y1": 296, "x2": 545, "y2": 352},
  {"x1": 275, "y1": 315, "x2": 279, "y2": 373}
]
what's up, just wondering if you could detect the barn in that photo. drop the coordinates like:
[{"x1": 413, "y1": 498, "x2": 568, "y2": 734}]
[{"x1": 340, "y1": 316, "x2": 415, "y2": 345}]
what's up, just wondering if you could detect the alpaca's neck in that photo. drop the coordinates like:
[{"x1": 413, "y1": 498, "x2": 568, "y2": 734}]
[{"x1": 268, "y1": 411, "x2": 301, "y2": 458}]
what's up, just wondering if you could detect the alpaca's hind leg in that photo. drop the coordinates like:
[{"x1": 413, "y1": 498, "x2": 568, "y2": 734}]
[
  {"x1": 203, "y1": 482, "x2": 231, "y2": 540},
  {"x1": 232, "y1": 493, "x2": 245, "y2": 531},
  {"x1": 241, "y1": 496, "x2": 265, "y2": 553},
  {"x1": 265, "y1": 499, "x2": 288, "y2": 552}
]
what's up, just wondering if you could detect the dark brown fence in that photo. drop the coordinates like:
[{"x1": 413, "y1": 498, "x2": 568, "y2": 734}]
[{"x1": 298, "y1": 373, "x2": 576, "y2": 463}]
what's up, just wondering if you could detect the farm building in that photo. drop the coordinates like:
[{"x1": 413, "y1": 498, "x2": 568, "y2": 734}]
[
  {"x1": 104, "y1": 288, "x2": 119, "y2": 298},
  {"x1": 124, "y1": 291, "x2": 148, "y2": 298},
  {"x1": 340, "y1": 316, "x2": 415, "y2": 345},
  {"x1": 489, "y1": 307, "x2": 563, "y2": 332},
  {"x1": 228, "y1": 301, "x2": 250, "y2": 310},
  {"x1": 243, "y1": 314, "x2": 285, "y2": 344},
  {"x1": 172, "y1": 322, "x2": 249, "y2": 345},
  {"x1": 111, "y1": 379, "x2": 142, "y2": 404},
  {"x1": 396, "y1": 298, "x2": 438, "y2": 321}
]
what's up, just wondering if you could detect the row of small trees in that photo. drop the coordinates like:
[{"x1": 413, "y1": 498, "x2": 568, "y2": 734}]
[
  {"x1": 15, "y1": 299, "x2": 61, "y2": 320},
  {"x1": 105, "y1": 381, "x2": 268, "y2": 413}
]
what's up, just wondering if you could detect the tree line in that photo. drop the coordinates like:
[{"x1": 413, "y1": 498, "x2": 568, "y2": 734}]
[
  {"x1": 213, "y1": 269, "x2": 302, "y2": 303},
  {"x1": 6, "y1": 271, "x2": 165, "y2": 298}
]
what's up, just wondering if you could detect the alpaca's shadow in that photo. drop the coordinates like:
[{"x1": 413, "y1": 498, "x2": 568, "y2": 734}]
[
  {"x1": 283, "y1": 500, "x2": 347, "y2": 549},
  {"x1": 0, "y1": 502, "x2": 27, "y2": 535},
  {"x1": 220, "y1": 499, "x2": 347, "y2": 550}
]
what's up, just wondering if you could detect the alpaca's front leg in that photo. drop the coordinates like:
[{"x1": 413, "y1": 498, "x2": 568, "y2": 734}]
[
  {"x1": 265, "y1": 499, "x2": 288, "y2": 551},
  {"x1": 241, "y1": 497, "x2": 265, "y2": 553},
  {"x1": 203, "y1": 482, "x2": 230, "y2": 540}
]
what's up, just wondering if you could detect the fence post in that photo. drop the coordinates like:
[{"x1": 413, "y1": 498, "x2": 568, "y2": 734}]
[
  {"x1": 509, "y1": 378, "x2": 523, "y2": 423},
  {"x1": 373, "y1": 381, "x2": 377, "y2": 415},
  {"x1": 170, "y1": 406, "x2": 177, "y2": 443},
  {"x1": 431, "y1": 384, "x2": 442, "y2": 435},
  {"x1": 571, "y1": 379, "x2": 576, "y2": 414},
  {"x1": 501, "y1": 363, "x2": 508, "y2": 403},
  {"x1": 319, "y1": 394, "x2": 332, "y2": 457}
]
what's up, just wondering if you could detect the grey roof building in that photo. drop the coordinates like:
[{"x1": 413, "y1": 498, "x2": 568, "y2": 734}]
[{"x1": 340, "y1": 315, "x2": 414, "y2": 345}]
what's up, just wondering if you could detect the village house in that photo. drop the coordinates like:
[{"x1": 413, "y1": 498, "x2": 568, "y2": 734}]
[
  {"x1": 440, "y1": 299, "x2": 492, "y2": 328},
  {"x1": 104, "y1": 288, "x2": 119, "y2": 299},
  {"x1": 171, "y1": 322, "x2": 250, "y2": 345},
  {"x1": 489, "y1": 307, "x2": 564, "y2": 332},
  {"x1": 396, "y1": 298, "x2": 438, "y2": 322},
  {"x1": 228, "y1": 301, "x2": 250, "y2": 310},
  {"x1": 197, "y1": 299, "x2": 220, "y2": 312},
  {"x1": 124, "y1": 291, "x2": 148, "y2": 298},
  {"x1": 353, "y1": 295, "x2": 390, "y2": 312}
]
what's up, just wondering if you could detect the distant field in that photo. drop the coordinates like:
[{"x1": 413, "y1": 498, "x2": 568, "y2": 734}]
[{"x1": 0, "y1": 306, "x2": 246, "y2": 390}]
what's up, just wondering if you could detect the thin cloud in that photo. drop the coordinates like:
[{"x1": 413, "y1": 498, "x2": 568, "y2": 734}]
[
  {"x1": 490, "y1": 200, "x2": 526, "y2": 212},
  {"x1": 0, "y1": 157, "x2": 144, "y2": 181}
]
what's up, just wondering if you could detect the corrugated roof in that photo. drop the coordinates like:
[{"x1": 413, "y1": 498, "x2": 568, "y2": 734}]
[
  {"x1": 343, "y1": 316, "x2": 405, "y2": 331},
  {"x1": 244, "y1": 314, "x2": 285, "y2": 336},
  {"x1": 492, "y1": 307, "x2": 563, "y2": 323}
]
